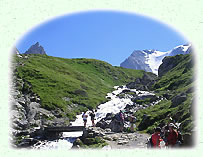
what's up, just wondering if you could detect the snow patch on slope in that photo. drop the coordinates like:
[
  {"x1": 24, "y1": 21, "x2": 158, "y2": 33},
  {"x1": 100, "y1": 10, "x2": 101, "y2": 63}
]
[
  {"x1": 143, "y1": 50, "x2": 169, "y2": 75},
  {"x1": 143, "y1": 44, "x2": 191, "y2": 75}
]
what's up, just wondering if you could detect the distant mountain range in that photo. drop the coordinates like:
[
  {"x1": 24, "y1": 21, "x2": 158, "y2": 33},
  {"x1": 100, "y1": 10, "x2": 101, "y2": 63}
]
[
  {"x1": 120, "y1": 44, "x2": 192, "y2": 75},
  {"x1": 16, "y1": 42, "x2": 192, "y2": 76}
]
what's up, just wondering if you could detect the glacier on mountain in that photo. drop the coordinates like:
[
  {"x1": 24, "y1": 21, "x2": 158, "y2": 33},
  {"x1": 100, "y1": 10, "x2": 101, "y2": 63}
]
[{"x1": 120, "y1": 44, "x2": 191, "y2": 75}]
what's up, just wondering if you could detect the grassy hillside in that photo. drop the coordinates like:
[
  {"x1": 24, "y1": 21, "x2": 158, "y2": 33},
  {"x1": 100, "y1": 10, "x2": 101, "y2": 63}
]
[
  {"x1": 134, "y1": 54, "x2": 195, "y2": 134},
  {"x1": 13, "y1": 54, "x2": 146, "y2": 119}
]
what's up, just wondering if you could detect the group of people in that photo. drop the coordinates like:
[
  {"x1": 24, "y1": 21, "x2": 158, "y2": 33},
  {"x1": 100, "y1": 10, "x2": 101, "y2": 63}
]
[
  {"x1": 82, "y1": 110, "x2": 184, "y2": 149},
  {"x1": 82, "y1": 109, "x2": 137, "y2": 132},
  {"x1": 149, "y1": 119, "x2": 183, "y2": 148},
  {"x1": 82, "y1": 110, "x2": 96, "y2": 127}
]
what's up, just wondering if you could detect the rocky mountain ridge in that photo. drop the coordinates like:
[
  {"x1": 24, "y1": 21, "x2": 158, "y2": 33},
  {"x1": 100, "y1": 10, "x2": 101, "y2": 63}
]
[{"x1": 120, "y1": 44, "x2": 192, "y2": 75}]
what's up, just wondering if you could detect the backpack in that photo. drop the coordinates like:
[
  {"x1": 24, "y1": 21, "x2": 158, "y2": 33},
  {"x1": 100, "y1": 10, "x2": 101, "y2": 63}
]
[
  {"x1": 90, "y1": 112, "x2": 95, "y2": 119},
  {"x1": 119, "y1": 112, "x2": 124, "y2": 121},
  {"x1": 115, "y1": 113, "x2": 121, "y2": 121}
]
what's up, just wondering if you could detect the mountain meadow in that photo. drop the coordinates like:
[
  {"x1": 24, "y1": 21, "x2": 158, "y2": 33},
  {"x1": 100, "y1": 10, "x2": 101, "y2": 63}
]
[{"x1": 12, "y1": 54, "x2": 146, "y2": 121}]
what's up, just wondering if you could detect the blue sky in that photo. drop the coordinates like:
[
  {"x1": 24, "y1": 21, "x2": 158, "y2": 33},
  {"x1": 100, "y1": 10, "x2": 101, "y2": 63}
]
[{"x1": 16, "y1": 10, "x2": 188, "y2": 66}]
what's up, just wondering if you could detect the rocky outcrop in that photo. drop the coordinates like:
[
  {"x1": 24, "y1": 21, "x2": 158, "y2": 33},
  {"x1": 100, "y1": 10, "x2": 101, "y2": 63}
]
[
  {"x1": 158, "y1": 55, "x2": 181, "y2": 77},
  {"x1": 95, "y1": 114, "x2": 125, "y2": 132},
  {"x1": 126, "y1": 73, "x2": 157, "y2": 91},
  {"x1": 131, "y1": 94, "x2": 159, "y2": 105},
  {"x1": 73, "y1": 127, "x2": 107, "y2": 149},
  {"x1": 24, "y1": 42, "x2": 46, "y2": 55},
  {"x1": 10, "y1": 56, "x2": 69, "y2": 148},
  {"x1": 158, "y1": 54, "x2": 193, "y2": 77}
]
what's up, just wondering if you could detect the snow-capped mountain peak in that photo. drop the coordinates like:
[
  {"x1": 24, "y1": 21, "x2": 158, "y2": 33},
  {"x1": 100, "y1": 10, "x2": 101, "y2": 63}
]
[{"x1": 120, "y1": 44, "x2": 192, "y2": 75}]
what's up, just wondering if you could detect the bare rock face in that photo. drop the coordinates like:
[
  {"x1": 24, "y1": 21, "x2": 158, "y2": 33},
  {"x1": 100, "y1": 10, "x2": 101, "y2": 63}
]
[
  {"x1": 126, "y1": 73, "x2": 157, "y2": 91},
  {"x1": 158, "y1": 56, "x2": 180, "y2": 77},
  {"x1": 120, "y1": 50, "x2": 152, "y2": 72},
  {"x1": 24, "y1": 42, "x2": 46, "y2": 55}
]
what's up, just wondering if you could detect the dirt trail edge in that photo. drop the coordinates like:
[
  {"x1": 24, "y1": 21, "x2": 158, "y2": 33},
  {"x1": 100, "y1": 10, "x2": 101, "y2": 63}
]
[{"x1": 103, "y1": 132, "x2": 150, "y2": 149}]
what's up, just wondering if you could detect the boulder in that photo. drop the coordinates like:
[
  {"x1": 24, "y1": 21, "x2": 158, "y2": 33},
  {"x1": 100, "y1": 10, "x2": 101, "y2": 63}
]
[
  {"x1": 109, "y1": 119, "x2": 123, "y2": 132},
  {"x1": 96, "y1": 119, "x2": 109, "y2": 129},
  {"x1": 126, "y1": 73, "x2": 157, "y2": 91},
  {"x1": 104, "y1": 113, "x2": 113, "y2": 120},
  {"x1": 117, "y1": 139, "x2": 129, "y2": 145},
  {"x1": 138, "y1": 114, "x2": 153, "y2": 131},
  {"x1": 171, "y1": 94, "x2": 187, "y2": 108}
]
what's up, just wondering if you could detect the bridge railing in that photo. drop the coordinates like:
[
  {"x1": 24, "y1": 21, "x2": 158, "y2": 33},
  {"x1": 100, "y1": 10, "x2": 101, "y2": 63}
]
[{"x1": 44, "y1": 126, "x2": 85, "y2": 132}]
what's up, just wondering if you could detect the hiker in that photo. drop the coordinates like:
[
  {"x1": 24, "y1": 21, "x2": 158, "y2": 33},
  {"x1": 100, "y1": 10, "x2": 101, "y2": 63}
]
[
  {"x1": 114, "y1": 110, "x2": 125, "y2": 132},
  {"x1": 162, "y1": 124, "x2": 169, "y2": 144},
  {"x1": 82, "y1": 111, "x2": 88, "y2": 128},
  {"x1": 165, "y1": 123, "x2": 178, "y2": 147},
  {"x1": 162, "y1": 117, "x2": 176, "y2": 143},
  {"x1": 119, "y1": 110, "x2": 125, "y2": 132},
  {"x1": 89, "y1": 110, "x2": 96, "y2": 126},
  {"x1": 129, "y1": 115, "x2": 136, "y2": 132},
  {"x1": 151, "y1": 127, "x2": 162, "y2": 148}
]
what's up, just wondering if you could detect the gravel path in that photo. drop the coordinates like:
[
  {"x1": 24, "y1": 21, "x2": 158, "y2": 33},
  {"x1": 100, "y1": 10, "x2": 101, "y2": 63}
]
[{"x1": 103, "y1": 132, "x2": 150, "y2": 149}]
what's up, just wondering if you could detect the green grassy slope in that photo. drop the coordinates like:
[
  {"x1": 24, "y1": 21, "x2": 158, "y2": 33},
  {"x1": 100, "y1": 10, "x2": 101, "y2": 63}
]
[
  {"x1": 154, "y1": 54, "x2": 194, "y2": 92},
  {"x1": 134, "y1": 54, "x2": 194, "y2": 134},
  {"x1": 14, "y1": 54, "x2": 145, "y2": 119}
]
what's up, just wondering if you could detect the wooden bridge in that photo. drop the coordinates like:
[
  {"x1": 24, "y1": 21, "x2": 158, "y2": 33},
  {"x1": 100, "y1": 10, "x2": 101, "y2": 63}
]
[
  {"x1": 44, "y1": 126, "x2": 85, "y2": 132},
  {"x1": 43, "y1": 126, "x2": 85, "y2": 139}
]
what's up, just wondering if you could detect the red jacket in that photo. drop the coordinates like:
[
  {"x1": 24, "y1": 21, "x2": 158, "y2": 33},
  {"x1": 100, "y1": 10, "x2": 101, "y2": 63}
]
[
  {"x1": 151, "y1": 133, "x2": 161, "y2": 148},
  {"x1": 167, "y1": 130, "x2": 178, "y2": 146}
]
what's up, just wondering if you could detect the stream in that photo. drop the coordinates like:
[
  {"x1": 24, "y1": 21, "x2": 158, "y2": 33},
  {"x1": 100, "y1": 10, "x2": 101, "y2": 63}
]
[{"x1": 32, "y1": 86, "x2": 157, "y2": 150}]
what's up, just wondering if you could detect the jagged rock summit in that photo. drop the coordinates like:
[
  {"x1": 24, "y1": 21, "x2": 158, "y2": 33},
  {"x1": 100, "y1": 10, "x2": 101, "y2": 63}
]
[
  {"x1": 24, "y1": 42, "x2": 46, "y2": 55},
  {"x1": 120, "y1": 44, "x2": 192, "y2": 75}
]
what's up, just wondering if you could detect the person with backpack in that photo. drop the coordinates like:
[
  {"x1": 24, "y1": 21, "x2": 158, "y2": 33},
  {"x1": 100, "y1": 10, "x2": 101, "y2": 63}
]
[
  {"x1": 151, "y1": 127, "x2": 162, "y2": 148},
  {"x1": 82, "y1": 111, "x2": 88, "y2": 128},
  {"x1": 89, "y1": 110, "x2": 96, "y2": 126},
  {"x1": 114, "y1": 110, "x2": 125, "y2": 132},
  {"x1": 119, "y1": 110, "x2": 125, "y2": 132},
  {"x1": 165, "y1": 123, "x2": 178, "y2": 147},
  {"x1": 129, "y1": 115, "x2": 136, "y2": 132}
]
